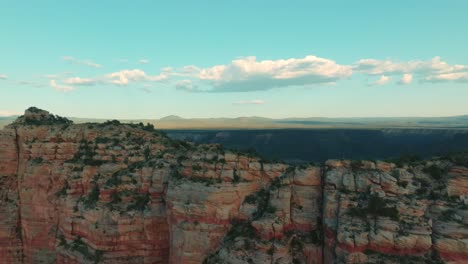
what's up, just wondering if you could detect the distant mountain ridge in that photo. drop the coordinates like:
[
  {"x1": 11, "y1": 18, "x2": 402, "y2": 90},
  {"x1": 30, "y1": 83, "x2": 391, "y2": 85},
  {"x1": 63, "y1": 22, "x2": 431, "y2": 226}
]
[{"x1": 1, "y1": 112, "x2": 468, "y2": 129}]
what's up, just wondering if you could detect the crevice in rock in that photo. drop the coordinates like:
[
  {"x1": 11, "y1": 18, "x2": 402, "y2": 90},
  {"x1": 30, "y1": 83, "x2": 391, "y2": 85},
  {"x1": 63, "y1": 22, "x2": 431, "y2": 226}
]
[
  {"x1": 319, "y1": 165, "x2": 326, "y2": 263},
  {"x1": 270, "y1": 222, "x2": 276, "y2": 264},
  {"x1": 13, "y1": 126, "x2": 24, "y2": 263}
]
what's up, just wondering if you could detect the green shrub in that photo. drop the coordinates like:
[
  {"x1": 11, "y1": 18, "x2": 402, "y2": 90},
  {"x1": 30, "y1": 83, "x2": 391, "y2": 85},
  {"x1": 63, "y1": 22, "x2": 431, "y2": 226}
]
[
  {"x1": 265, "y1": 204, "x2": 277, "y2": 214},
  {"x1": 225, "y1": 220, "x2": 257, "y2": 241},
  {"x1": 100, "y1": 120, "x2": 121, "y2": 126},
  {"x1": 267, "y1": 247, "x2": 274, "y2": 255},
  {"x1": 143, "y1": 123, "x2": 155, "y2": 132},
  {"x1": 56, "y1": 181, "x2": 69, "y2": 197},
  {"x1": 350, "y1": 160, "x2": 363, "y2": 170},
  {"x1": 95, "y1": 137, "x2": 111, "y2": 144},
  {"x1": 387, "y1": 154, "x2": 421, "y2": 167},
  {"x1": 252, "y1": 189, "x2": 270, "y2": 220},
  {"x1": 368, "y1": 195, "x2": 399, "y2": 220},
  {"x1": 397, "y1": 181, "x2": 408, "y2": 188},
  {"x1": 83, "y1": 184, "x2": 100, "y2": 209},
  {"x1": 232, "y1": 170, "x2": 240, "y2": 184},
  {"x1": 348, "y1": 195, "x2": 399, "y2": 220},
  {"x1": 192, "y1": 164, "x2": 202, "y2": 171},
  {"x1": 105, "y1": 172, "x2": 122, "y2": 186},
  {"x1": 270, "y1": 177, "x2": 282, "y2": 190},
  {"x1": 31, "y1": 157, "x2": 44, "y2": 164},
  {"x1": 310, "y1": 218, "x2": 323, "y2": 245},
  {"x1": 144, "y1": 147, "x2": 151, "y2": 161},
  {"x1": 442, "y1": 151, "x2": 468, "y2": 167},
  {"x1": 439, "y1": 209, "x2": 456, "y2": 221},
  {"x1": 244, "y1": 194, "x2": 257, "y2": 204},
  {"x1": 127, "y1": 192, "x2": 150, "y2": 212},
  {"x1": 70, "y1": 237, "x2": 103, "y2": 263},
  {"x1": 423, "y1": 165, "x2": 445, "y2": 180}
]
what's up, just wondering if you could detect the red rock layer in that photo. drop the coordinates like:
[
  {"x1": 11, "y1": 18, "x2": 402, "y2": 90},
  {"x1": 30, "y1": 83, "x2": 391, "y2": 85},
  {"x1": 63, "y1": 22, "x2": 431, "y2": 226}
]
[
  {"x1": 0, "y1": 129, "x2": 22, "y2": 264},
  {"x1": 1, "y1": 109, "x2": 467, "y2": 264}
]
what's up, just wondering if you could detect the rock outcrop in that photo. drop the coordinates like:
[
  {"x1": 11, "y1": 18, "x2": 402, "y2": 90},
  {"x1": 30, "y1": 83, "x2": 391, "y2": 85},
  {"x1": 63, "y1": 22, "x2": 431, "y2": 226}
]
[{"x1": 0, "y1": 108, "x2": 467, "y2": 263}]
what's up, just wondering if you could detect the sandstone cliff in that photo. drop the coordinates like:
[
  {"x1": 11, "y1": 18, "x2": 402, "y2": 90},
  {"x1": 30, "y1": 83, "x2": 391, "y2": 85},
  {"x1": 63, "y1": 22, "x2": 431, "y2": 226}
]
[{"x1": 0, "y1": 108, "x2": 467, "y2": 264}]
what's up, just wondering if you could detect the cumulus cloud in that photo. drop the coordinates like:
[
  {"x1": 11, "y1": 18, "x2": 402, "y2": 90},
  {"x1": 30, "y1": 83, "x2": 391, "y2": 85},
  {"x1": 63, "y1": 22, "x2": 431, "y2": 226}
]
[
  {"x1": 50, "y1": 80, "x2": 74, "y2": 92},
  {"x1": 44, "y1": 54, "x2": 468, "y2": 93},
  {"x1": 355, "y1": 56, "x2": 468, "y2": 83},
  {"x1": 0, "y1": 74, "x2": 7, "y2": 80},
  {"x1": 425, "y1": 72, "x2": 468, "y2": 83},
  {"x1": 398, "y1": 74, "x2": 413, "y2": 85},
  {"x1": 106, "y1": 69, "x2": 168, "y2": 85},
  {"x1": 63, "y1": 77, "x2": 96, "y2": 86},
  {"x1": 233, "y1": 99, "x2": 265, "y2": 105},
  {"x1": 179, "y1": 55, "x2": 352, "y2": 92},
  {"x1": 62, "y1": 56, "x2": 102, "y2": 68},
  {"x1": 370, "y1": 75, "x2": 390, "y2": 86}
]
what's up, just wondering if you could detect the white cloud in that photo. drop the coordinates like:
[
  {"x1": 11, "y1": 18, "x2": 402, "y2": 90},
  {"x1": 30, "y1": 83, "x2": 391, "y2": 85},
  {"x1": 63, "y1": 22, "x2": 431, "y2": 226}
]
[
  {"x1": 370, "y1": 75, "x2": 390, "y2": 86},
  {"x1": 107, "y1": 69, "x2": 146, "y2": 85},
  {"x1": 0, "y1": 74, "x2": 7, "y2": 80},
  {"x1": 63, "y1": 77, "x2": 96, "y2": 86},
  {"x1": 355, "y1": 56, "x2": 468, "y2": 83},
  {"x1": 180, "y1": 55, "x2": 352, "y2": 92},
  {"x1": 398, "y1": 74, "x2": 413, "y2": 85},
  {"x1": 106, "y1": 69, "x2": 168, "y2": 85},
  {"x1": 41, "y1": 54, "x2": 468, "y2": 93},
  {"x1": 50, "y1": 80, "x2": 74, "y2": 92},
  {"x1": 62, "y1": 56, "x2": 102, "y2": 68},
  {"x1": 233, "y1": 99, "x2": 265, "y2": 105},
  {"x1": 425, "y1": 72, "x2": 468, "y2": 83}
]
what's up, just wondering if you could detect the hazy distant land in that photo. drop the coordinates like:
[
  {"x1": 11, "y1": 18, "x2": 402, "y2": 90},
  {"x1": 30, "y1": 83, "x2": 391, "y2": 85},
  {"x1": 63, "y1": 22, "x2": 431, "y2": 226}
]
[{"x1": 2, "y1": 114, "x2": 468, "y2": 130}]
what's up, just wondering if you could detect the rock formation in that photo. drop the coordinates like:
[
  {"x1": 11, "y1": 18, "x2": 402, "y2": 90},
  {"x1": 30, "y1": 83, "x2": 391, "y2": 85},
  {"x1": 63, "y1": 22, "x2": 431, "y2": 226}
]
[{"x1": 0, "y1": 108, "x2": 467, "y2": 263}]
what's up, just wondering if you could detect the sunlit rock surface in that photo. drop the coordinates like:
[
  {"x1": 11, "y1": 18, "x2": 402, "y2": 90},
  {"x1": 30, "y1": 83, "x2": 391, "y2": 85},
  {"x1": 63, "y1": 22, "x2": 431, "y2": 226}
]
[{"x1": 0, "y1": 108, "x2": 467, "y2": 263}]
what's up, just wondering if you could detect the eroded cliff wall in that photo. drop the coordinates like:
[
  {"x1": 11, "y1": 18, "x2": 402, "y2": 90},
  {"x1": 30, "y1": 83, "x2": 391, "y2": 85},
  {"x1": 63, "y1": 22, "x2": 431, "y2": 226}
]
[{"x1": 0, "y1": 108, "x2": 467, "y2": 264}]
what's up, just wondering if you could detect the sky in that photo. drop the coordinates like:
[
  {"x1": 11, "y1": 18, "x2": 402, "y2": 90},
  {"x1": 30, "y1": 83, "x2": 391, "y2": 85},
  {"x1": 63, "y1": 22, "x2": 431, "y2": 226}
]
[{"x1": 1, "y1": 0, "x2": 468, "y2": 119}]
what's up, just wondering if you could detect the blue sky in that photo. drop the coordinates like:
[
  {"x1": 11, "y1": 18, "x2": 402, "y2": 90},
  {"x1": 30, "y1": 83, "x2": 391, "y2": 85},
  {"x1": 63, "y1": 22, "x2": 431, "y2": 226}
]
[{"x1": 1, "y1": 0, "x2": 468, "y2": 119}]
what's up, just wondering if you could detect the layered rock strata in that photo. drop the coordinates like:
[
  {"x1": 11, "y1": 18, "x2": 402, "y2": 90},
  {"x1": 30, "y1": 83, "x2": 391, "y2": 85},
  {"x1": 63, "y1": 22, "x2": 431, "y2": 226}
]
[{"x1": 0, "y1": 108, "x2": 467, "y2": 264}]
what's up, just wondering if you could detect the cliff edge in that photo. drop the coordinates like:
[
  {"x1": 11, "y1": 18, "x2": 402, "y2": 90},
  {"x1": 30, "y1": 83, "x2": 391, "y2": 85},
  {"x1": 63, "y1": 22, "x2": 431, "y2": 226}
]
[{"x1": 0, "y1": 108, "x2": 467, "y2": 264}]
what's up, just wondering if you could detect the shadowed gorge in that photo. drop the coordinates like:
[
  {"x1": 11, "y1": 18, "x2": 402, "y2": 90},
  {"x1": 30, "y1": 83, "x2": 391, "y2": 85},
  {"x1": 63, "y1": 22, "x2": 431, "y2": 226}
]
[
  {"x1": 166, "y1": 129, "x2": 468, "y2": 163},
  {"x1": 0, "y1": 108, "x2": 467, "y2": 264}
]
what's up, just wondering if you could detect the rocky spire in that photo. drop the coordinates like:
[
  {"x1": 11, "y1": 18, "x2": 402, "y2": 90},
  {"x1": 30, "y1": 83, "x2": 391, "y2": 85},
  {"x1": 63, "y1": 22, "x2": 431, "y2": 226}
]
[{"x1": 12, "y1": 107, "x2": 72, "y2": 126}]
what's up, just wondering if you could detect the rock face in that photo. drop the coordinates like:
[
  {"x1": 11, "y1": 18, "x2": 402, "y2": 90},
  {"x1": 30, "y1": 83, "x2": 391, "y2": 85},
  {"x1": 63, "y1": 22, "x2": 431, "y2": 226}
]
[{"x1": 0, "y1": 108, "x2": 467, "y2": 264}]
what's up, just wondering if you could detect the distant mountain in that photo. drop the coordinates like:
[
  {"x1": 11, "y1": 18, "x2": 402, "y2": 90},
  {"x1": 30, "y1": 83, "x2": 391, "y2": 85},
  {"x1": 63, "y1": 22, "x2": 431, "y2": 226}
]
[
  {"x1": 160, "y1": 115, "x2": 184, "y2": 121},
  {"x1": 1, "y1": 113, "x2": 468, "y2": 129}
]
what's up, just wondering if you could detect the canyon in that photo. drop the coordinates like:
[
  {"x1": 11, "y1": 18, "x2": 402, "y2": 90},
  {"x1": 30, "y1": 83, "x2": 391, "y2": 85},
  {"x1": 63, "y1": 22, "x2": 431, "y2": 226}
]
[{"x1": 0, "y1": 108, "x2": 467, "y2": 264}]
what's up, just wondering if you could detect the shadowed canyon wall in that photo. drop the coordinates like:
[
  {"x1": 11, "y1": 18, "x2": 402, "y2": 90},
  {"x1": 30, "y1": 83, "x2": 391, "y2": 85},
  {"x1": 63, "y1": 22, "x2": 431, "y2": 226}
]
[{"x1": 0, "y1": 108, "x2": 467, "y2": 264}]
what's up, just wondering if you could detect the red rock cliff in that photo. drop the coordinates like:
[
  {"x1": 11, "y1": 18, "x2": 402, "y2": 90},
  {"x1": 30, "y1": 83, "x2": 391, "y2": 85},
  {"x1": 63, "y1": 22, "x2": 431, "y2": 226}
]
[{"x1": 0, "y1": 108, "x2": 467, "y2": 264}]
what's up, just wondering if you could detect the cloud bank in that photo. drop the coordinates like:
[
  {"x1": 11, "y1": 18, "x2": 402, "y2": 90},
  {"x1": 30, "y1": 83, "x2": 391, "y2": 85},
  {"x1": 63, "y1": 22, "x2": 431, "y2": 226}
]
[
  {"x1": 46, "y1": 54, "x2": 468, "y2": 92},
  {"x1": 355, "y1": 56, "x2": 468, "y2": 83},
  {"x1": 180, "y1": 55, "x2": 352, "y2": 92}
]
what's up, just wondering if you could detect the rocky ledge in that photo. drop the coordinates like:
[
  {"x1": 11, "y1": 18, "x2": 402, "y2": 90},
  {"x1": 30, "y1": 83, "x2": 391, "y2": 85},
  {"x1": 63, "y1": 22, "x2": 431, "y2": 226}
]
[{"x1": 0, "y1": 108, "x2": 467, "y2": 263}]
